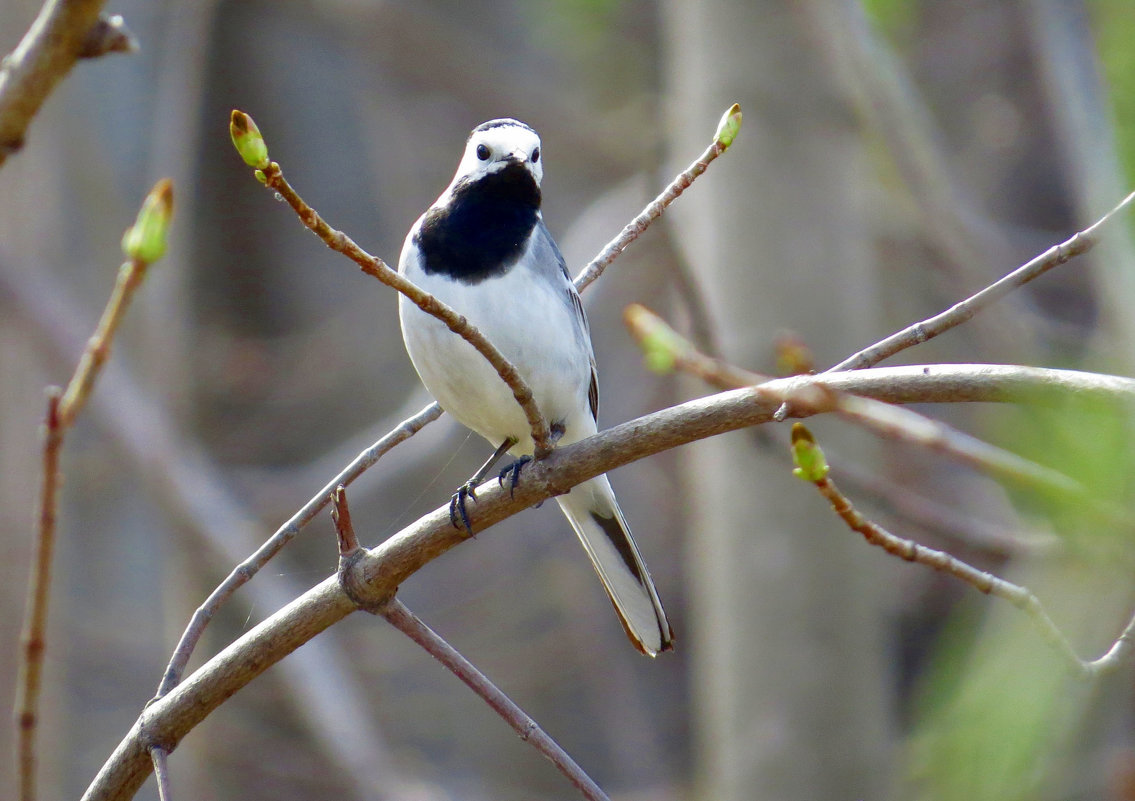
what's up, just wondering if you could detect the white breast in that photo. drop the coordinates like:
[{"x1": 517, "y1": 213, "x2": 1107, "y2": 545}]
[{"x1": 398, "y1": 230, "x2": 595, "y2": 455}]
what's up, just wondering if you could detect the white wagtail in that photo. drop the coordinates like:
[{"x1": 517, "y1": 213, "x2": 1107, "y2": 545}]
[{"x1": 398, "y1": 119, "x2": 674, "y2": 656}]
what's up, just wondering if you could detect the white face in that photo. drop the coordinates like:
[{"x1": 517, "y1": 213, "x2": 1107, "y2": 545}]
[{"x1": 450, "y1": 119, "x2": 544, "y2": 189}]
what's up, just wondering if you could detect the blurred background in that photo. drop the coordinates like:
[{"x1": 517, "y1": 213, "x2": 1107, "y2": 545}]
[{"x1": 3, "y1": 1, "x2": 1135, "y2": 799}]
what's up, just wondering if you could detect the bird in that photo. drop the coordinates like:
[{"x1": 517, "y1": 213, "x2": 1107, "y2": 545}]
[{"x1": 397, "y1": 118, "x2": 674, "y2": 656}]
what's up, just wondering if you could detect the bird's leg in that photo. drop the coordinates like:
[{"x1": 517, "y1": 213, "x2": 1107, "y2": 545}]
[
  {"x1": 498, "y1": 422, "x2": 564, "y2": 500},
  {"x1": 450, "y1": 437, "x2": 516, "y2": 534}
]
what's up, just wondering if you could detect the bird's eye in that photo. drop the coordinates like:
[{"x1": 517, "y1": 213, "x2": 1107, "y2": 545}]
[
  {"x1": 531, "y1": 147, "x2": 540, "y2": 163},
  {"x1": 476, "y1": 144, "x2": 490, "y2": 161}
]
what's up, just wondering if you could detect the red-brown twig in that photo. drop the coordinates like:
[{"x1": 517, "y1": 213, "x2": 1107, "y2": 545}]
[
  {"x1": 331, "y1": 485, "x2": 360, "y2": 558},
  {"x1": 18, "y1": 179, "x2": 171, "y2": 801},
  {"x1": 790, "y1": 423, "x2": 1135, "y2": 679},
  {"x1": 379, "y1": 599, "x2": 611, "y2": 801}
]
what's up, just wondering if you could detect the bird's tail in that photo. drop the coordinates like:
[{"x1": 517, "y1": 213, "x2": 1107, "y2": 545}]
[{"x1": 555, "y1": 475, "x2": 673, "y2": 656}]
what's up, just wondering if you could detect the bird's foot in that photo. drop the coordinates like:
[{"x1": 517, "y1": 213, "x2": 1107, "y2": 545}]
[
  {"x1": 497, "y1": 455, "x2": 532, "y2": 500},
  {"x1": 449, "y1": 481, "x2": 479, "y2": 535}
]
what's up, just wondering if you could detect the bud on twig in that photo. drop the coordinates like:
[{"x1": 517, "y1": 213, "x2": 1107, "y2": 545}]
[
  {"x1": 230, "y1": 109, "x2": 270, "y2": 170},
  {"x1": 121, "y1": 178, "x2": 173, "y2": 263},
  {"x1": 791, "y1": 422, "x2": 830, "y2": 482},
  {"x1": 624, "y1": 303, "x2": 689, "y2": 374},
  {"x1": 715, "y1": 103, "x2": 743, "y2": 148}
]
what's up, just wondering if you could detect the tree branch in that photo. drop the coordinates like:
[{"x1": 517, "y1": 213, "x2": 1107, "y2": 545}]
[
  {"x1": 80, "y1": 363, "x2": 1135, "y2": 801},
  {"x1": 789, "y1": 423, "x2": 1135, "y2": 679},
  {"x1": 19, "y1": 180, "x2": 171, "y2": 801},
  {"x1": 0, "y1": 0, "x2": 129, "y2": 166},
  {"x1": 624, "y1": 304, "x2": 1130, "y2": 524},
  {"x1": 573, "y1": 103, "x2": 741, "y2": 293},
  {"x1": 379, "y1": 599, "x2": 612, "y2": 801},
  {"x1": 153, "y1": 401, "x2": 442, "y2": 698},
  {"x1": 333, "y1": 487, "x2": 609, "y2": 800},
  {"x1": 829, "y1": 188, "x2": 1135, "y2": 373}
]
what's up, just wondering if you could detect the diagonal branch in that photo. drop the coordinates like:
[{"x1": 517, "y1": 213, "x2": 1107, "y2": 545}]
[
  {"x1": 789, "y1": 423, "x2": 1135, "y2": 679},
  {"x1": 153, "y1": 401, "x2": 442, "y2": 698},
  {"x1": 829, "y1": 188, "x2": 1135, "y2": 373},
  {"x1": 573, "y1": 104, "x2": 741, "y2": 293},
  {"x1": 380, "y1": 599, "x2": 612, "y2": 801},
  {"x1": 330, "y1": 487, "x2": 609, "y2": 800}
]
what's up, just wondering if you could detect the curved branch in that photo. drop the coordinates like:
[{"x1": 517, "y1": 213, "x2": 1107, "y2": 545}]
[{"x1": 80, "y1": 363, "x2": 1135, "y2": 801}]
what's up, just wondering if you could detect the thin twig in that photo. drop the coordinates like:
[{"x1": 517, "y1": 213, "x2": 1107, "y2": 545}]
[
  {"x1": 829, "y1": 188, "x2": 1135, "y2": 373},
  {"x1": 0, "y1": 0, "x2": 116, "y2": 165},
  {"x1": 17, "y1": 180, "x2": 170, "y2": 801},
  {"x1": 150, "y1": 749, "x2": 172, "y2": 801},
  {"x1": 333, "y1": 487, "x2": 610, "y2": 801},
  {"x1": 624, "y1": 304, "x2": 1130, "y2": 525},
  {"x1": 80, "y1": 363, "x2": 1135, "y2": 801},
  {"x1": 789, "y1": 423, "x2": 1135, "y2": 679},
  {"x1": 252, "y1": 153, "x2": 552, "y2": 460},
  {"x1": 153, "y1": 401, "x2": 442, "y2": 697},
  {"x1": 830, "y1": 457, "x2": 1057, "y2": 559},
  {"x1": 58, "y1": 257, "x2": 151, "y2": 425},
  {"x1": 16, "y1": 390, "x2": 61, "y2": 801},
  {"x1": 379, "y1": 599, "x2": 611, "y2": 801},
  {"x1": 573, "y1": 104, "x2": 741, "y2": 293}
]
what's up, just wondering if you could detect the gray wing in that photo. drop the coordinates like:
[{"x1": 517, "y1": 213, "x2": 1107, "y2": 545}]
[{"x1": 532, "y1": 219, "x2": 600, "y2": 421}]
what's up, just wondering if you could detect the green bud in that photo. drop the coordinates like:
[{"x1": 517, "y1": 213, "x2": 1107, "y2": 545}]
[
  {"x1": 625, "y1": 303, "x2": 682, "y2": 374},
  {"x1": 121, "y1": 178, "x2": 173, "y2": 262},
  {"x1": 230, "y1": 109, "x2": 270, "y2": 169},
  {"x1": 790, "y1": 422, "x2": 830, "y2": 482},
  {"x1": 643, "y1": 335, "x2": 677, "y2": 374},
  {"x1": 715, "y1": 103, "x2": 743, "y2": 148}
]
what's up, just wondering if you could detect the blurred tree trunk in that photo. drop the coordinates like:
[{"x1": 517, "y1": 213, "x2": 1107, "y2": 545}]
[{"x1": 662, "y1": 2, "x2": 894, "y2": 799}]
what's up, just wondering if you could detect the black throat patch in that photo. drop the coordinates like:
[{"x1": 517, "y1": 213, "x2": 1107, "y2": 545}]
[{"x1": 415, "y1": 162, "x2": 541, "y2": 285}]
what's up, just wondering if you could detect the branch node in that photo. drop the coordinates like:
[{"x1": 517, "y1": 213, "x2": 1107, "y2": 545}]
[
  {"x1": 332, "y1": 492, "x2": 392, "y2": 612},
  {"x1": 78, "y1": 14, "x2": 138, "y2": 59}
]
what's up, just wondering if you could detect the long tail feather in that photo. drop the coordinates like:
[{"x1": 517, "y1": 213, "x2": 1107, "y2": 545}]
[{"x1": 555, "y1": 475, "x2": 673, "y2": 656}]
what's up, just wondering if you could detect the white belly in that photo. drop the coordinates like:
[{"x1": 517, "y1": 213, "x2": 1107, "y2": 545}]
[{"x1": 399, "y1": 261, "x2": 594, "y2": 455}]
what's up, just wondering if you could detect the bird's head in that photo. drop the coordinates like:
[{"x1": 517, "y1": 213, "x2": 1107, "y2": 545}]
[{"x1": 453, "y1": 118, "x2": 544, "y2": 187}]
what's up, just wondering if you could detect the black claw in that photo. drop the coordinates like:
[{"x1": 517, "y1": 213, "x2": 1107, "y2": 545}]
[
  {"x1": 497, "y1": 455, "x2": 532, "y2": 499},
  {"x1": 449, "y1": 482, "x2": 478, "y2": 535}
]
